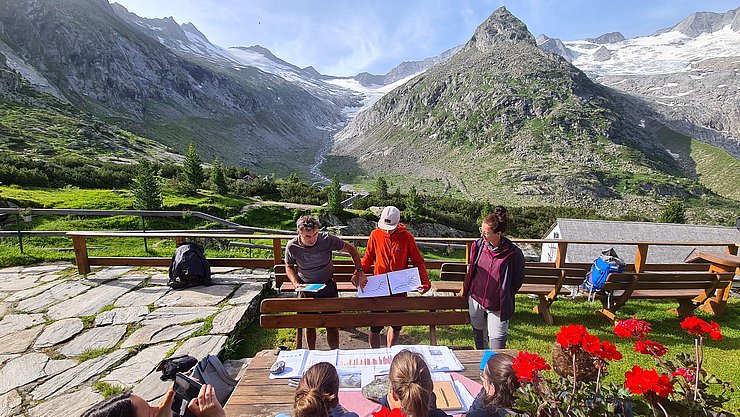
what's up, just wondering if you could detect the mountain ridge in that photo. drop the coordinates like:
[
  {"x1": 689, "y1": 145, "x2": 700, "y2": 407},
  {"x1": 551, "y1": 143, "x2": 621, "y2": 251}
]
[{"x1": 329, "y1": 6, "x2": 739, "y2": 215}]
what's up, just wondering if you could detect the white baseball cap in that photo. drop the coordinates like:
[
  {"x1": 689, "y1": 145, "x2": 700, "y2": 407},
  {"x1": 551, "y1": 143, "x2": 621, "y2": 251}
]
[{"x1": 378, "y1": 206, "x2": 401, "y2": 230}]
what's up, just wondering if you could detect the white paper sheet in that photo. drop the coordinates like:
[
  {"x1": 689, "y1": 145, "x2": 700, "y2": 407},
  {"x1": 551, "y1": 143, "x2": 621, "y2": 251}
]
[
  {"x1": 387, "y1": 267, "x2": 422, "y2": 294},
  {"x1": 269, "y1": 349, "x2": 308, "y2": 379},
  {"x1": 357, "y1": 273, "x2": 391, "y2": 298}
]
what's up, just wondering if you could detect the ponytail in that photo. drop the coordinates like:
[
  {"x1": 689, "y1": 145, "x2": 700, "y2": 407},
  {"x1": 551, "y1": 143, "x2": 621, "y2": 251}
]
[
  {"x1": 481, "y1": 352, "x2": 519, "y2": 409},
  {"x1": 389, "y1": 350, "x2": 434, "y2": 417},
  {"x1": 294, "y1": 362, "x2": 339, "y2": 417}
]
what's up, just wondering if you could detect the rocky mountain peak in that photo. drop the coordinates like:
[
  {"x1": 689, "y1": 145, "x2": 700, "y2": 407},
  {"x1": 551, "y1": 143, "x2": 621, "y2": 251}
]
[
  {"x1": 464, "y1": 6, "x2": 535, "y2": 52},
  {"x1": 586, "y1": 31, "x2": 625, "y2": 44},
  {"x1": 181, "y1": 22, "x2": 209, "y2": 42},
  {"x1": 655, "y1": 7, "x2": 739, "y2": 37}
]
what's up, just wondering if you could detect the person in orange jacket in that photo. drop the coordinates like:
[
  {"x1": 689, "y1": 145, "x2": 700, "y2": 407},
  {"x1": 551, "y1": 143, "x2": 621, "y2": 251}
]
[{"x1": 353, "y1": 205, "x2": 431, "y2": 348}]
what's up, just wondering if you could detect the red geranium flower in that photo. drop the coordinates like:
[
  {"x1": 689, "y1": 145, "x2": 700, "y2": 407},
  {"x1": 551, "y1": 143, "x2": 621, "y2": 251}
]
[
  {"x1": 614, "y1": 318, "x2": 651, "y2": 340},
  {"x1": 625, "y1": 366, "x2": 674, "y2": 398},
  {"x1": 581, "y1": 333, "x2": 601, "y2": 355},
  {"x1": 680, "y1": 316, "x2": 712, "y2": 336},
  {"x1": 512, "y1": 350, "x2": 551, "y2": 382},
  {"x1": 709, "y1": 321, "x2": 722, "y2": 341},
  {"x1": 672, "y1": 367, "x2": 696, "y2": 381},
  {"x1": 634, "y1": 340, "x2": 668, "y2": 357},
  {"x1": 593, "y1": 340, "x2": 622, "y2": 361},
  {"x1": 556, "y1": 324, "x2": 589, "y2": 348},
  {"x1": 372, "y1": 407, "x2": 405, "y2": 417}
]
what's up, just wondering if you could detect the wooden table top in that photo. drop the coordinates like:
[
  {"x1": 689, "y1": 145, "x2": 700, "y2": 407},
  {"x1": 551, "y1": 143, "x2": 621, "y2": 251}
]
[
  {"x1": 688, "y1": 251, "x2": 740, "y2": 268},
  {"x1": 224, "y1": 348, "x2": 511, "y2": 417}
]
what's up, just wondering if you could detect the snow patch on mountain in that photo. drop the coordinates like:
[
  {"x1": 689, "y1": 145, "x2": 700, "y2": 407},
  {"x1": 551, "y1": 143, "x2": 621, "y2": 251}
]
[
  {"x1": 325, "y1": 73, "x2": 420, "y2": 118},
  {"x1": 566, "y1": 25, "x2": 740, "y2": 76}
]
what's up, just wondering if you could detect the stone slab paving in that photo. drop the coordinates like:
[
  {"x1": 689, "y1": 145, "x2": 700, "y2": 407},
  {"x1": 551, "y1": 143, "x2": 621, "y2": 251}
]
[
  {"x1": 114, "y1": 286, "x2": 169, "y2": 307},
  {"x1": 0, "y1": 353, "x2": 76, "y2": 395},
  {"x1": 0, "y1": 324, "x2": 44, "y2": 354},
  {"x1": 172, "y1": 335, "x2": 227, "y2": 359},
  {"x1": 121, "y1": 323, "x2": 201, "y2": 348},
  {"x1": 133, "y1": 369, "x2": 171, "y2": 402},
  {"x1": 94, "y1": 306, "x2": 149, "y2": 326},
  {"x1": 102, "y1": 343, "x2": 176, "y2": 388},
  {"x1": 16, "y1": 281, "x2": 90, "y2": 313},
  {"x1": 27, "y1": 386, "x2": 103, "y2": 417},
  {"x1": 154, "y1": 284, "x2": 235, "y2": 307},
  {"x1": 59, "y1": 325, "x2": 127, "y2": 357},
  {"x1": 32, "y1": 349, "x2": 129, "y2": 400},
  {"x1": 228, "y1": 281, "x2": 265, "y2": 304},
  {"x1": 47, "y1": 278, "x2": 144, "y2": 320},
  {"x1": 4, "y1": 280, "x2": 59, "y2": 303},
  {"x1": 34, "y1": 318, "x2": 84, "y2": 349},
  {"x1": 142, "y1": 306, "x2": 219, "y2": 326},
  {"x1": 0, "y1": 264, "x2": 269, "y2": 416},
  {"x1": 0, "y1": 389, "x2": 22, "y2": 417},
  {"x1": 210, "y1": 305, "x2": 249, "y2": 334},
  {"x1": 0, "y1": 313, "x2": 45, "y2": 338}
]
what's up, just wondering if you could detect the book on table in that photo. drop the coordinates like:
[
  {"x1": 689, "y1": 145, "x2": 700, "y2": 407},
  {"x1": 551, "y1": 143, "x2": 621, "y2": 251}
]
[
  {"x1": 357, "y1": 267, "x2": 422, "y2": 298},
  {"x1": 433, "y1": 380, "x2": 463, "y2": 411},
  {"x1": 295, "y1": 283, "x2": 326, "y2": 292}
]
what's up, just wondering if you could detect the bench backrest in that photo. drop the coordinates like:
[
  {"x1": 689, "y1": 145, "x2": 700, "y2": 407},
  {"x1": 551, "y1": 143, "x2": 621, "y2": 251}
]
[
  {"x1": 274, "y1": 262, "x2": 364, "y2": 286},
  {"x1": 260, "y1": 296, "x2": 469, "y2": 329},
  {"x1": 439, "y1": 262, "x2": 586, "y2": 286},
  {"x1": 602, "y1": 272, "x2": 735, "y2": 292}
]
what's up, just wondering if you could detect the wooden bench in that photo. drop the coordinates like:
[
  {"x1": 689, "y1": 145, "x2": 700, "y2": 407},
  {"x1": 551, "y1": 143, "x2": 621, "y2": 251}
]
[
  {"x1": 595, "y1": 271, "x2": 736, "y2": 323},
  {"x1": 273, "y1": 262, "x2": 368, "y2": 292},
  {"x1": 260, "y1": 296, "x2": 470, "y2": 348},
  {"x1": 433, "y1": 263, "x2": 586, "y2": 325}
]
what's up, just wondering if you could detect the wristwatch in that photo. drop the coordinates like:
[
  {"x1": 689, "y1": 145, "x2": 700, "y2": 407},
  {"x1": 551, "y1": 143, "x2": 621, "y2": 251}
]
[{"x1": 355, "y1": 266, "x2": 364, "y2": 273}]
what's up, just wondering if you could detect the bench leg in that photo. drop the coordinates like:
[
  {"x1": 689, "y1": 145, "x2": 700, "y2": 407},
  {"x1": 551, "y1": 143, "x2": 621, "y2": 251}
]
[
  {"x1": 595, "y1": 308, "x2": 617, "y2": 325},
  {"x1": 429, "y1": 325, "x2": 437, "y2": 346},
  {"x1": 672, "y1": 299, "x2": 698, "y2": 318},
  {"x1": 699, "y1": 299, "x2": 727, "y2": 316},
  {"x1": 533, "y1": 296, "x2": 554, "y2": 326},
  {"x1": 72, "y1": 236, "x2": 91, "y2": 275},
  {"x1": 296, "y1": 328, "x2": 303, "y2": 349}
]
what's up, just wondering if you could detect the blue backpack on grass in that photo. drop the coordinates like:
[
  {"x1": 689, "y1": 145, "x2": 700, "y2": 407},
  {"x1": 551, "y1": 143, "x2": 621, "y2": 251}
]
[{"x1": 580, "y1": 248, "x2": 625, "y2": 301}]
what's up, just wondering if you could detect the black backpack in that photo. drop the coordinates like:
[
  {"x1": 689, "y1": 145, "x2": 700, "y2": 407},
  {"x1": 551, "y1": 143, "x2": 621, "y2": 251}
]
[{"x1": 168, "y1": 242, "x2": 211, "y2": 289}]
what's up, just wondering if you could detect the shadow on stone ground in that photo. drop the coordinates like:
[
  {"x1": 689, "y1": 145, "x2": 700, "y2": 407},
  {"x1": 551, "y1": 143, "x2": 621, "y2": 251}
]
[{"x1": 0, "y1": 263, "x2": 270, "y2": 417}]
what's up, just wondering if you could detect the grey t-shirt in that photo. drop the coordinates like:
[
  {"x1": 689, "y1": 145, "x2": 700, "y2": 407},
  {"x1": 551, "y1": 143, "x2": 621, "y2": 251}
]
[{"x1": 284, "y1": 232, "x2": 344, "y2": 283}]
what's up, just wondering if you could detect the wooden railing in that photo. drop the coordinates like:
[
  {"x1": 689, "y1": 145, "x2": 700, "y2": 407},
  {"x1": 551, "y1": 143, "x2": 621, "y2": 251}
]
[{"x1": 62, "y1": 230, "x2": 738, "y2": 276}]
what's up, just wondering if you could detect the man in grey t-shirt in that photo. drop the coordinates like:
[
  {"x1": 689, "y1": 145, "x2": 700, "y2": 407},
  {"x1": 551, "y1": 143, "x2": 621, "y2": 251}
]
[{"x1": 284, "y1": 215, "x2": 366, "y2": 349}]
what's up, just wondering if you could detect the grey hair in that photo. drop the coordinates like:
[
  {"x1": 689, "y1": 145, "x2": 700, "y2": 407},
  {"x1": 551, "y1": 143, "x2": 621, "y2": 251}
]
[{"x1": 296, "y1": 215, "x2": 320, "y2": 231}]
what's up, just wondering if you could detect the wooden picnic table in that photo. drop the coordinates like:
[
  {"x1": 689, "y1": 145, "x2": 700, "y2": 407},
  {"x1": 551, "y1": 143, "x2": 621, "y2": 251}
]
[
  {"x1": 224, "y1": 349, "x2": 496, "y2": 417},
  {"x1": 688, "y1": 250, "x2": 740, "y2": 315}
]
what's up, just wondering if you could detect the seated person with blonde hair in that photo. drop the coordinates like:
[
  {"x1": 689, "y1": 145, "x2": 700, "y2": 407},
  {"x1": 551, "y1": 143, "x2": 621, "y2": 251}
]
[{"x1": 293, "y1": 362, "x2": 358, "y2": 417}]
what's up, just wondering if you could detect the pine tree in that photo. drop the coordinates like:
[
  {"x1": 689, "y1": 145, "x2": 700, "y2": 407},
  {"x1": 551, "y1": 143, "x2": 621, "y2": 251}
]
[
  {"x1": 405, "y1": 185, "x2": 422, "y2": 222},
  {"x1": 326, "y1": 174, "x2": 343, "y2": 214},
  {"x1": 660, "y1": 200, "x2": 686, "y2": 224},
  {"x1": 182, "y1": 143, "x2": 204, "y2": 194},
  {"x1": 211, "y1": 159, "x2": 228, "y2": 195},
  {"x1": 132, "y1": 160, "x2": 163, "y2": 210},
  {"x1": 375, "y1": 177, "x2": 389, "y2": 200}
]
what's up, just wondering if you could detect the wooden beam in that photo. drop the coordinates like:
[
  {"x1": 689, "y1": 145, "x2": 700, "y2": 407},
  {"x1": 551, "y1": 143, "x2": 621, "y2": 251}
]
[
  {"x1": 273, "y1": 238, "x2": 283, "y2": 266},
  {"x1": 634, "y1": 244, "x2": 648, "y2": 273},
  {"x1": 555, "y1": 242, "x2": 568, "y2": 268},
  {"x1": 72, "y1": 235, "x2": 90, "y2": 275}
]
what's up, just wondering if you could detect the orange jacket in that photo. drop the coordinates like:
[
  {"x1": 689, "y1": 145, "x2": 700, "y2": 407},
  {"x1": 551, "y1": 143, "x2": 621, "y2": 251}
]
[{"x1": 361, "y1": 224, "x2": 431, "y2": 291}]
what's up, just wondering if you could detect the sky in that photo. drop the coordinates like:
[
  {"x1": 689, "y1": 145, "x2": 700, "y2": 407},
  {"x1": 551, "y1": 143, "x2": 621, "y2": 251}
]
[{"x1": 111, "y1": 0, "x2": 740, "y2": 76}]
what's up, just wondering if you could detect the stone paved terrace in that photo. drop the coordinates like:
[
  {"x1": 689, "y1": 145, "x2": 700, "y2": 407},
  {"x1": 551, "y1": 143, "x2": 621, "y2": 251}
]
[{"x1": 0, "y1": 263, "x2": 271, "y2": 417}]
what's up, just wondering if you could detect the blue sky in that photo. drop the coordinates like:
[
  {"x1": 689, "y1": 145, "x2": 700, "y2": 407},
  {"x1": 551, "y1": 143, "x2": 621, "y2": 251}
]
[{"x1": 112, "y1": 0, "x2": 739, "y2": 76}]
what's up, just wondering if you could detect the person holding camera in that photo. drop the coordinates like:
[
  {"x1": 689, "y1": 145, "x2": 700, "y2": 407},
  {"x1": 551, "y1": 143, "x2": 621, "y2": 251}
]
[{"x1": 82, "y1": 383, "x2": 225, "y2": 417}]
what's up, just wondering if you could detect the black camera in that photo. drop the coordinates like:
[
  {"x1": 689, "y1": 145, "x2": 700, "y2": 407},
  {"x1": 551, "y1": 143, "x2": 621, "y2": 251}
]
[{"x1": 171, "y1": 372, "x2": 203, "y2": 417}]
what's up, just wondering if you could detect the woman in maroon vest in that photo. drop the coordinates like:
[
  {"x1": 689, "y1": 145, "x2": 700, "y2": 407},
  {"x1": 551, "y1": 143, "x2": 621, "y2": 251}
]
[{"x1": 461, "y1": 206, "x2": 525, "y2": 349}]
